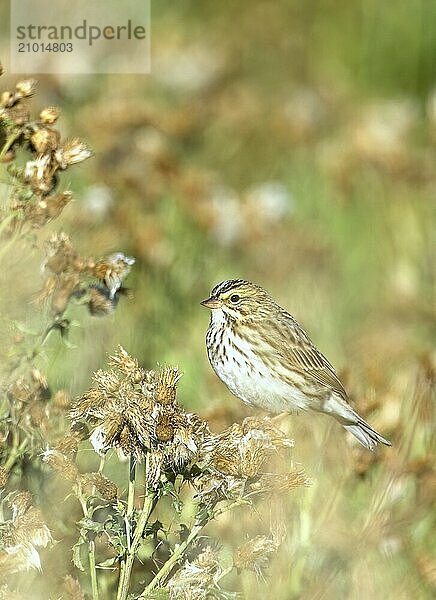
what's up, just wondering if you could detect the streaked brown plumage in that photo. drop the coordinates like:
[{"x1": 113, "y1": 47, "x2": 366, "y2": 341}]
[{"x1": 201, "y1": 279, "x2": 391, "y2": 450}]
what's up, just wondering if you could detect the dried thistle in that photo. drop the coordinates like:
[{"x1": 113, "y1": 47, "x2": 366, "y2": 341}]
[
  {"x1": 0, "y1": 72, "x2": 93, "y2": 244},
  {"x1": 93, "y1": 252, "x2": 135, "y2": 299},
  {"x1": 40, "y1": 234, "x2": 134, "y2": 316},
  {"x1": 233, "y1": 534, "x2": 280, "y2": 576},
  {"x1": 23, "y1": 153, "x2": 54, "y2": 194},
  {"x1": 71, "y1": 347, "x2": 208, "y2": 469},
  {"x1": 156, "y1": 366, "x2": 182, "y2": 405},
  {"x1": 54, "y1": 137, "x2": 92, "y2": 169},
  {"x1": 0, "y1": 493, "x2": 52, "y2": 574},
  {"x1": 52, "y1": 389, "x2": 71, "y2": 410},
  {"x1": 206, "y1": 417, "x2": 294, "y2": 478},
  {"x1": 39, "y1": 106, "x2": 60, "y2": 125},
  {"x1": 109, "y1": 345, "x2": 144, "y2": 380},
  {"x1": 53, "y1": 432, "x2": 81, "y2": 459},
  {"x1": 30, "y1": 126, "x2": 60, "y2": 154},
  {"x1": 71, "y1": 350, "x2": 155, "y2": 459},
  {"x1": 167, "y1": 544, "x2": 222, "y2": 600},
  {"x1": 41, "y1": 448, "x2": 79, "y2": 482},
  {"x1": 194, "y1": 416, "x2": 305, "y2": 505},
  {"x1": 7, "y1": 371, "x2": 50, "y2": 432},
  {"x1": 14, "y1": 79, "x2": 37, "y2": 100},
  {"x1": 80, "y1": 472, "x2": 118, "y2": 502}
]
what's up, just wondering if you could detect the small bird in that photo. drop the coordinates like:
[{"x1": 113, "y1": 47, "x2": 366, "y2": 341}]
[{"x1": 201, "y1": 279, "x2": 391, "y2": 450}]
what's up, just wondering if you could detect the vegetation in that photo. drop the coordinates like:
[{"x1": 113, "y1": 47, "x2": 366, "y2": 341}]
[{"x1": 0, "y1": 2, "x2": 434, "y2": 598}]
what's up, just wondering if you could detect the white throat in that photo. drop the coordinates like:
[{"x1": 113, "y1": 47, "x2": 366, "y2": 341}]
[{"x1": 210, "y1": 308, "x2": 228, "y2": 327}]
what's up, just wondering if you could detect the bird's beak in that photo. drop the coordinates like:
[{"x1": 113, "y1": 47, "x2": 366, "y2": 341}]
[{"x1": 200, "y1": 296, "x2": 222, "y2": 309}]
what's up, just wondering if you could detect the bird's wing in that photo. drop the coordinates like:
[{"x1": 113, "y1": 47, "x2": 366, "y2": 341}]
[{"x1": 265, "y1": 311, "x2": 348, "y2": 399}]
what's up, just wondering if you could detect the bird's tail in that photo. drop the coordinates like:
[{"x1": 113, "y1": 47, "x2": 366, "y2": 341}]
[
  {"x1": 324, "y1": 394, "x2": 391, "y2": 451},
  {"x1": 344, "y1": 418, "x2": 391, "y2": 451}
]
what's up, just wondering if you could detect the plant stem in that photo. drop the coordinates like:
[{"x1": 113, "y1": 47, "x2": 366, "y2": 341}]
[
  {"x1": 89, "y1": 540, "x2": 99, "y2": 600},
  {"x1": 0, "y1": 129, "x2": 22, "y2": 160},
  {"x1": 140, "y1": 496, "x2": 250, "y2": 596},
  {"x1": 76, "y1": 481, "x2": 99, "y2": 600},
  {"x1": 141, "y1": 523, "x2": 202, "y2": 596},
  {"x1": 117, "y1": 456, "x2": 157, "y2": 600},
  {"x1": 3, "y1": 431, "x2": 28, "y2": 472},
  {"x1": 127, "y1": 455, "x2": 136, "y2": 518}
]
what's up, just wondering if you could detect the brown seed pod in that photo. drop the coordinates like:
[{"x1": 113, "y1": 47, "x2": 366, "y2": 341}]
[
  {"x1": 39, "y1": 106, "x2": 60, "y2": 125},
  {"x1": 155, "y1": 413, "x2": 174, "y2": 442},
  {"x1": 30, "y1": 127, "x2": 60, "y2": 153}
]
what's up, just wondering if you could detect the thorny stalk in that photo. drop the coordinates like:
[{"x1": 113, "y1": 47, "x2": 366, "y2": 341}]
[
  {"x1": 0, "y1": 129, "x2": 22, "y2": 160},
  {"x1": 127, "y1": 455, "x2": 136, "y2": 524},
  {"x1": 142, "y1": 497, "x2": 251, "y2": 595},
  {"x1": 3, "y1": 436, "x2": 28, "y2": 473},
  {"x1": 76, "y1": 480, "x2": 100, "y2": 600},
  {"x1": 88, "y1": 540, "x2": 99, "y2": 600},
  {"x1": 142, "y1": 523, "x2": 204, "y2": 596},
  {"x1": 117, "y1": 454, "x2": 157, "y2": 600}
]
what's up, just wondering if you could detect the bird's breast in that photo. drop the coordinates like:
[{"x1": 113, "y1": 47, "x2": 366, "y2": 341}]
[{"x1": 206, "y1": 324, "x2": 310, "y2": 413}]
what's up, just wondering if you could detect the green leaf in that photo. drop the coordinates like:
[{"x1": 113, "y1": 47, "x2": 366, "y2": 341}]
[
  {"x1": 77, "y1": 517, "x2": 105, "y2": 534},
  {"x1": 103, "y1": 514, "x2": 127, "y2": 554},
  {"x1": 140, "y1": 589, "x2": 169, "y2": 600},
  {"x1": 171, "y1": 497, "x2": 183, "y2": 515},
  {"x1": 98, "y1": 556, "x2": 119, "y2": 568},
  {"x1": 72, "y1": 539, "x2": 86, "y2": 572}
]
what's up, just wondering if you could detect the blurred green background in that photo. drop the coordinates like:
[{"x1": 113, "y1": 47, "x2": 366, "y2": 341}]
[{"x1": 1, "y1": 1, "x2": 435, "y2": 598}]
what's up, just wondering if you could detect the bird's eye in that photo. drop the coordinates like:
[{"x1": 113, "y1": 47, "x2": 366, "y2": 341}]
[{"x1": 230, "y1": 294, "x2": 240, "y2": 304}]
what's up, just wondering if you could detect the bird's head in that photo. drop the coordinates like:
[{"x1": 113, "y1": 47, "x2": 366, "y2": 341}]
[{"x1": 201, "y1": 279, "x2": 271, "y2": 321}]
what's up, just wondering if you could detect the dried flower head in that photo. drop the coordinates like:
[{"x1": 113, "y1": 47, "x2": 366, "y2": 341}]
[
  {"x1": 15, "y1": 79, "x2": 37, "y2": 99},
  {"x1": 93, "y1": 252, "x2": 135, "y2": 299},
  {"x1": 30, "y1": 126, "x2": 60, "y2": 154},
  {"x1": 160, "y1": 410, "x2": 209, "y2": 469},
  {"x1": 44, "y1": 232, "x2": 77, "y2": 274},
  {"x1": 0, "y1": 493, "x2": 52, "y2": 574},
  {"x1": 71, "y1": 347, "x2": 208, "y2": 470},
  {"x1": 7, "y1": 371, "x2": 50, "y2": 432},
  {"x1": 156, "y1": 367, "x2": 182, "y2": 405},
  {"x1": 167, "y1": 543, "x2": 222, "y2": 600},
  {"x1": 52, "y1": 389, "x2": 71, "y2": 410},
  {"x1": 207, "y1": 417, "x2": 294, "y2": 478},
  {"x1": 11, "y1": 492, "x2": 33, "y2": 519},
  {"x1": 53, "y1": 432, "x2": 81, "y2": 459},
  {"x1": 233, "y1": 534, "x2": 280, "y2": 576},
  {"x1": 71, "y1": 350, "x2": 155, "y2": 459},
  {"x1": 41, "y1": 448, "x2": 79, "y2": 482},
  {"x1": 80, "y1": 472, "x2": 118, "y2": 502},
  {"x1": 41, "y1": 234, "x2": 134, "y2": 316},
  {"x1": 54, "y1": 138, "x2": 92, "y2": 169},
  {"x1": 23, "y1": 153, "x2": 54, "y2": 194},
  {"x1": 194, "y1": 417, "x2": 306, "y2": 504},
  {"x1": 39, "y1": 106, "x2": 60, "y2": 125},
  {"x1": 109, "y1": 345, "x2": 146, "y2": 382}
]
